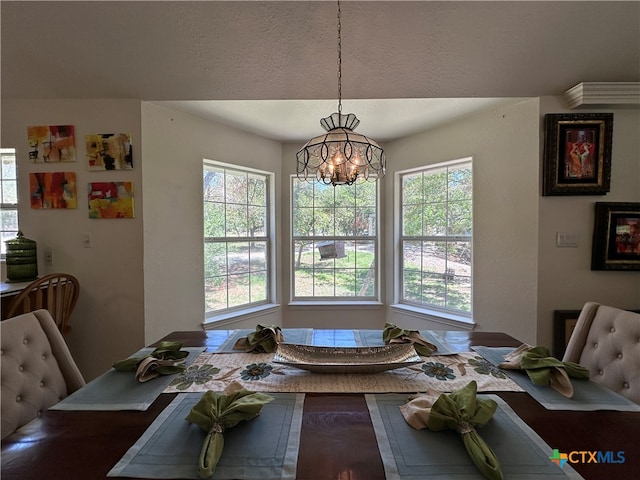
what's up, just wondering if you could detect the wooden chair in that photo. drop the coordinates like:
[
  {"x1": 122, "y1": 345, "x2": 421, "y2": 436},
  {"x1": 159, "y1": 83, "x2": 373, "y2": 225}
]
[{"x1": 5, "y1": 273, "x2": 80, "y2": 335}]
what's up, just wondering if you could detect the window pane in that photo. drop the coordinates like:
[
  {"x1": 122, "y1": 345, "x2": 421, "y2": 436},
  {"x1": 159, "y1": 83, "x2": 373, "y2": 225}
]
[
  {"x1": 226, "y1": 204, "x2": 247, "y2": 236},
  {"x1": 291, "y1": 177, "x2": 378, "y2": 301},
  {"x1": 424, "y1": 203, "x2": 447, "y2": 236},
  {"x1": 402, "y1": 174, "x2": 422, "y2": 205},
  {"x1": 2, "y1": 180, "x2": 18, "y2": 204},
  {"x1": 204, "y1": 202, "x2": 225, "y2": 237},
  {"x1": 448, "y1": 199, "x2": 472, "y2": 235},
  {"x1": 204, "y1": 161, "x2": 272, "y2": 315},
  {"x1": 203, "y1": 168, "x2": 224, "y2": 202},
  {"x1": 399, "y1": 160, "x2": 472, "y2": 315},
  {"x1": 248, "y1": 205, "x2": 266, "y2": 237},
  {"x1": 204, "y1": 242, "x2": 227, "y2": 277}
]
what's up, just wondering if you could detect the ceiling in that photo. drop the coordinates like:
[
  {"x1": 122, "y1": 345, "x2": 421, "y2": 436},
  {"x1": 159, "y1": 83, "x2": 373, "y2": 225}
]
[{"x1": 2, "y1": 1, "x2": 639, "y2": 142}]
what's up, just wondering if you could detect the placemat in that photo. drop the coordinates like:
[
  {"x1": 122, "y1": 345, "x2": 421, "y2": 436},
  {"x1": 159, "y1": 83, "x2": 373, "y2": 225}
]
[
  {"x1": 354, "y1": 329, "x2": 458, "y2": 355},
  {"x1": 50, "y1": 347, "x2": 206, "y2": 411},
  {"x1": 107, "y1": 392, "x2": 303, "y2": 479},
  {"x1": 163, "y1": 351, "x2": 524, "y2": 394},
  {"x1": 472, "y1": 346, "x2": 640, "y2": 412},
  {"x1": 215, "y1": 328, "x2": 314, "y2": 352},
  {"x1": 366, "y1": 393, "x2": 584, "y2": 479}
]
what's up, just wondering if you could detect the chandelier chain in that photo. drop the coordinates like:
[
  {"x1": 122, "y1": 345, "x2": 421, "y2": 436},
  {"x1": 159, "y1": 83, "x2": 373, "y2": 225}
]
[{"x1": 337, "y1": 0, "x2": 342, "y2": 114}]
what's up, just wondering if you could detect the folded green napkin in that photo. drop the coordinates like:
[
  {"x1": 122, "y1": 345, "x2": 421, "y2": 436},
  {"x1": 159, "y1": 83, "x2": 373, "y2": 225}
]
[
  {"x1": 383, "y1": 322, "x2": 438, "y2": 356},
  {"x1": 233, "y1": 324, "x2": 284, "y2": 353},
  {"x1": 186, "y1": 381, "x2": 274, "y2": 478},
  {"x1": 400, "y1": 381, "x2": 503, "y2": 480},
  {"x1": 498, "y1": 344, "x2": 589, "y2": 398},
  {"x1": 112, "y1": 341, "x2": 189, "y2": 382}
]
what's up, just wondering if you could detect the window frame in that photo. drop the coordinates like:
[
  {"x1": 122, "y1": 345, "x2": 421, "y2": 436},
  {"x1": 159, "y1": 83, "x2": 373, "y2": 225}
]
[
  {"x1": 203, "y1": 160, "x2": 276, "y2": 320},
  {"x1": 1, "y1": 148, "x2": 19, "y2": 260},
  {"x1": 290, "y1": 175, "x2": 381, "y2": 304},
  {"x1": 395, "y1": 157, "x2": 473, "y2": 321}
]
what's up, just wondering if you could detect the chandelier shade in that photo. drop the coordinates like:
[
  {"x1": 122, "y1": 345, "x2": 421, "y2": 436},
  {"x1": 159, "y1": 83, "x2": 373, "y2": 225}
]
[
  {"x1": 295, "y1": 1, "x2": 386, "y2": 187},
  {"x1": 296, "y1": 113, "x2": 386, "y2": 186}
]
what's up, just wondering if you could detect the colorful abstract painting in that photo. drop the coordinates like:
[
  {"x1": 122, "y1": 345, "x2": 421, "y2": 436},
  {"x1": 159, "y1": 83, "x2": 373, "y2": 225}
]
[
  {"x1": 29, "y1": 172, "x2": 77, "y2": 209},
  {"x1": 88, "y1": 182, "x2": 134, "y2": 218},
  {"x1": 27, "y1": 125, "x2": 76, "y2": 162},
  {"x1": 85, "y1": 133, "x2": 133, "y2": 170}
]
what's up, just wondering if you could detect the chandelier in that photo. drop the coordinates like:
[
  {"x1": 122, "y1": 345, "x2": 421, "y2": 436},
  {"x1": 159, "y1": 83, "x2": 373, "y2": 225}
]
[{"x1": 296, "y1": 0, "x2": 386, "y2": 187}]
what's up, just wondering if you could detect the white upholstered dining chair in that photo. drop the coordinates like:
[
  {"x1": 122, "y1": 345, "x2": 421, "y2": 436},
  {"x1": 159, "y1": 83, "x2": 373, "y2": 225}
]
[
  {"x1": 1, "y1": 309, "x2": 85, "y2": 439},
  {"x1": 563, "y1": 302, "x2": 640, "y2": 404}
]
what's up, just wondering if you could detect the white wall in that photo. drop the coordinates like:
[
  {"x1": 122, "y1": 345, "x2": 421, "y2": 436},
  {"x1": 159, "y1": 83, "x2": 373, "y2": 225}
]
[
  {"x1": 536, "y1": 97, "x2": 640, "y2": 347},
  {"x1": 1, "y1": 99, "x2": 145, "y2": 381},
  {"x1": 141, "y1": 103, "x2": 283, "y2": 344},
  {"x1": 383, "y1": 99, "x2": 541, "y2": 344}
]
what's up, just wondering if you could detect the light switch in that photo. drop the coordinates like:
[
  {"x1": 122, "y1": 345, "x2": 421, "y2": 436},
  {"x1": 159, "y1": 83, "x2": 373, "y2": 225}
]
[
  {"x1": 82, "y1": 232, "x2": 92, "y2": 248},
  {"x1": 556, "y1": 232, "x2": 579, "y2": 248}
]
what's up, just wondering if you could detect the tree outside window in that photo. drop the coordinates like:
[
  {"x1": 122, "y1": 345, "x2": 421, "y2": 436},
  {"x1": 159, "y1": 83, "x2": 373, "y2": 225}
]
[
  {"x1": 399, "y1": 159, "x2": 472, "y2": 315},
  {"x1": 291, "y1": 177, "x2": 379, "y2": 300},
  {"x1": 203, "y1": 161, "x2": 272, "y2": 314}
]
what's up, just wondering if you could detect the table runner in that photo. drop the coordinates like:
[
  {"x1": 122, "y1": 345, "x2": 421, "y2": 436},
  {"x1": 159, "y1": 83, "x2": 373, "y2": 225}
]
[
  {"x1": 472, "y1": 346, "x2": 640, "y2": 412},
  {"x1": 107, "y1": 392, "x2": 303, "y2": 479},
  {"x1": 215, "y1": 328, "x2": 314, "y2": 353},
  {"x1": 354, "y1": 329, "x2": 458, "y2": 355},
  {"x1": 163, "y1": 351, "x2": 524, "y2": 394},
  {"x1": 50, "y1": 347, "x2": 206, "y2": 411},
  {"x1": 366, "y1": 393, "x2": 584, "y2": 479}
]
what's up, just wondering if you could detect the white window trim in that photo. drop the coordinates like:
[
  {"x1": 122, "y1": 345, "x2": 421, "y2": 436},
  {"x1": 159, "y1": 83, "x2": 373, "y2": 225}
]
[
  {"x1": 289, "y1": 175, "x2": 382, "y2": 303},
  {"x1": 202, "y1": 159, "x2": 277, "y2": 321},
  {"x1": 394, "y1": 157, "x2": 474, "y2": 326}
]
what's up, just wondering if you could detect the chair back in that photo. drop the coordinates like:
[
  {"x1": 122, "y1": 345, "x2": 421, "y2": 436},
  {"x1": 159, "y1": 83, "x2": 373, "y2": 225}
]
[
  {"x1": 5, "y1": 273, "x2": 79, "y2": 334},
  {"x1": 563, "y1": 302, "x2": 640, "y2": 404},
  {"x1": 1, "y1": 309, "x2": 85, "y2": 439}
]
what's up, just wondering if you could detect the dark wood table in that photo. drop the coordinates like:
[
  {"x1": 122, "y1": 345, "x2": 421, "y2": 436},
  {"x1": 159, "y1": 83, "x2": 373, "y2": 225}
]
[{"x1": 2, "y1": 330, "x2": 639, "y2": 480}]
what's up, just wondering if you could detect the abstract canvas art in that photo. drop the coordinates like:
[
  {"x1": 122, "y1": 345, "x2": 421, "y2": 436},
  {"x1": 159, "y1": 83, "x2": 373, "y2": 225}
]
[
  {"x1": 88, "y1": 182, "x2": 134, "y2": 218},
  {"x1": 85, "y1": 133, "x2": 133, "y2": 170},
  {"x1": 27, "y1": 125, "x2": 77, "y2": 163},
  {"x1": 29, "y1": 172, "x2": 77, "y2": 209}
]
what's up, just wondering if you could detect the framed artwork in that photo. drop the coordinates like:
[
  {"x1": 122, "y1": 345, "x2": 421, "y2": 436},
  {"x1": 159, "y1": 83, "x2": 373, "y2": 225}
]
[
  {"x1": 29, "y1": 172, "x2": 77, "y2": 209},
  {"x1": 88, "y1": 182, "x2": 135, "y2": 218},
  {"x1": 591, "y1": 202, "x2": 640, "y2": 271},
  {"x1": 27, "y1": 125, "x2": 77, "y2": 163},
  {"x1": 542, "y1": 113, "x2": 613, "y2": 196},
  {"x1": 86, "y1": 133, "x2": 133, "y2": 170},
  {"x1": 552, "y1": 310, "x2": 580, "y2": 358}
]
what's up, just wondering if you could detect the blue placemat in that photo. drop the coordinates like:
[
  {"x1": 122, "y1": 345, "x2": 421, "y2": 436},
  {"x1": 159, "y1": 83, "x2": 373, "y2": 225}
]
[
  {"x1": 107, "y1": 392, "x2": 304, "y2": 479},
  {"x1": 366, "y1": 393, "x2": 584, "y2": 479},
  {"x1": 50, "y1": 347, "x2": 206, "y2": 411},
  {"x1": 215, "y1": 329, "x2": 313, "y2": 353},
  {"x1": 472, "y1": 346, "x2": 640, "y2": 412},
  {"x1": 353, "y1": 329, "x2": 457, "y2": 355}
]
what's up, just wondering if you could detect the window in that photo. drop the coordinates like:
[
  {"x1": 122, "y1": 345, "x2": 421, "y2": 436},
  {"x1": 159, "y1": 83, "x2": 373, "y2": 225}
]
[
  {"x1": 1, "y1": 148, "x2": 18, "y2": 258},
  {"x1": 203, "y1": 161, "x2": 273, "y2": 316},
  {"x1": 398, "y1": 158, "x2": 472, "y2": 316},
  {"x1": 291, "y1": 177, "x2": 379, "y2": 301}
]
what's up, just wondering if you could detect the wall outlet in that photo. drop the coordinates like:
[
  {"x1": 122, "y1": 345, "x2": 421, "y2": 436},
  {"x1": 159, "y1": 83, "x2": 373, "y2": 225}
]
[
  {"x1": 44, "y1": 249, "x2": 53, "y2": 266},
  {"x1": 82, "y1": 232, "x2": 92, "y2": 248}
]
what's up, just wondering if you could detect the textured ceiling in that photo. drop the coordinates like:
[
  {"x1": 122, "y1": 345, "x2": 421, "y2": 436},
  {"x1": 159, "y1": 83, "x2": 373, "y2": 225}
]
[{"x1": 2, "y1": 1, "x2": 639, "y2": 141}]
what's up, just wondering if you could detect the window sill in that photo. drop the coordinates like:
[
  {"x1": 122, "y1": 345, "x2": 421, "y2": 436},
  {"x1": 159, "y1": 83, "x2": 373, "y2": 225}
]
[
  {"x1": 288, "y1": 301, "x2": 384, "y2": 310},
  {"x1": 390, "y1": 304, "x2": 475, "y2": 330},
  {"x1": 203, "y1": 303, "x2": 281, "y2": 329}
]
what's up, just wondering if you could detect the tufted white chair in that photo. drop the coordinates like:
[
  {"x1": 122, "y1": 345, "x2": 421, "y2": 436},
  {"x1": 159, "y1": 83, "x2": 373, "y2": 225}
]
[
  {"x1": 563, "y1": 302, "x2": 640, "y2": 404},
  {"x1": 1, "y1": 309, "x2": 85, "y2": 439}
]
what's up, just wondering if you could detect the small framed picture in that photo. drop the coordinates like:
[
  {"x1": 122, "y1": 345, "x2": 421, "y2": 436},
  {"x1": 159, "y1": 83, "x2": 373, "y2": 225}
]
[
  {"x1": 553, "y1": 310, "x2": 580, "y2": 358},
  {"x1": 591, "y1": 202, "x2": 640, "y2": 271},
  {"x1": 542, "y1": 113, "x2": 613, "y2": 196}
]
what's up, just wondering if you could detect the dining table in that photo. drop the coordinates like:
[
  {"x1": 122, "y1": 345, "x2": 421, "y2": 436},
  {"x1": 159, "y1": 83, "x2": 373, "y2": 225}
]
[{"x1": 1, "y1": 328, "x2": 639, "y2": 480}]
